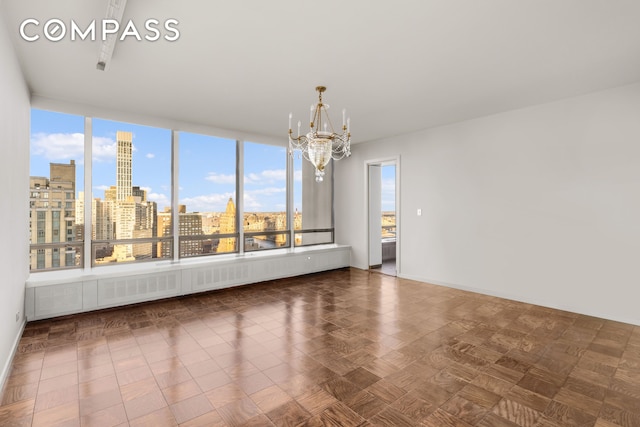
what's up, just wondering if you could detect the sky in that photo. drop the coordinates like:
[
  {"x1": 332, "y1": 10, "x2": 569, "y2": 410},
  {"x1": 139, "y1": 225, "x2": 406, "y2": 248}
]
[{"x1": 30, "y1": 108, "x2": 395, "y2": 213}]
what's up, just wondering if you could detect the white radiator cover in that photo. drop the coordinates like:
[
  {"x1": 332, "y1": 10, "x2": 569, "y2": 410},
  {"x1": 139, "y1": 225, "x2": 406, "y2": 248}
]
[{"x1": 25, "y1": 245, "x2": 350, "y2": 321}]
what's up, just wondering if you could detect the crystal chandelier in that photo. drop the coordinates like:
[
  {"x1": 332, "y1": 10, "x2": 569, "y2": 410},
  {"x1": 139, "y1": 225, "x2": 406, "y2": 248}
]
[{"x1": 288, "y1": 86, "x2": 351, "y2": 182}]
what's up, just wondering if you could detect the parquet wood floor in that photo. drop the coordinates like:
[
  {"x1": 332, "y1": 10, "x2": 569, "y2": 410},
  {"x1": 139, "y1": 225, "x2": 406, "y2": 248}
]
[{"x1": 1, "y1": 268, "x2": 639, "y2": 426}]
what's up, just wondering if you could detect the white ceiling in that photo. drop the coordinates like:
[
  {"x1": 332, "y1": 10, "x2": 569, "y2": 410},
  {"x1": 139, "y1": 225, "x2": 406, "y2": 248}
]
[{"x1": 3, "y1": 0, "x2": 640, "y2": 143}]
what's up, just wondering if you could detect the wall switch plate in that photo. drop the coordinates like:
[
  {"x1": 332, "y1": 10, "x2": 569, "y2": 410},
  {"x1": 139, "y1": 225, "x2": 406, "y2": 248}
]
[{"x1": 417, "y1": 209, "x2": 422, "y2": 216}]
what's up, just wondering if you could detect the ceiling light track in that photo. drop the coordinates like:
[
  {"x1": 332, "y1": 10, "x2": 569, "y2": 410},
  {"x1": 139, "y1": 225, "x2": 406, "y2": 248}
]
[{"x1": 96, "y1": 0, "x2": 128, "y2": 71}]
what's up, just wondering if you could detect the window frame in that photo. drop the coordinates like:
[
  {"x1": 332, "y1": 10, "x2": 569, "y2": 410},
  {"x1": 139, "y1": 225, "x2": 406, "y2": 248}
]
[{"x1": 29, "y1": 109, "x2": 335, "y2": 274}]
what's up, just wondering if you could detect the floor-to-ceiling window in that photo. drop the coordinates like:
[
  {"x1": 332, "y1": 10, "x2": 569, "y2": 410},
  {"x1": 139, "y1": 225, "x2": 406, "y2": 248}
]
[
  {"x1": 91, "y1": 119, "x2": 172, "y2": 265},
  {"x1": 179, "y1": 132, "x2": 238, "y2": 256},
  {"x1": 28, "y1": 108, "x2": 336, "y2": 273},
  {"x1": 293, "y1": 155, "x2": 334, "y2": 246},
  {"x1": 243, "y1": 141, "x2": 289, "y2": 251},
  {"x1": 29, "y1": 109, "x2": 84, "y2": 271}
]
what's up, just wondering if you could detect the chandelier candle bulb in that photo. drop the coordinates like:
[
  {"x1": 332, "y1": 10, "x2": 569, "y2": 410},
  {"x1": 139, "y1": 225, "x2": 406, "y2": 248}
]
[
  {"x1": 343, "y1": 109, "x2": 346, "y2": 127},
  {"x1": 310, "y1": 105, "x2": 314, "y2": 126},
  {"x1": 297, "y1": 121, "x2": 301, "y2": 137},
  {"x1": 289, "y1": 112, "x2": 292, "y2": 130}
]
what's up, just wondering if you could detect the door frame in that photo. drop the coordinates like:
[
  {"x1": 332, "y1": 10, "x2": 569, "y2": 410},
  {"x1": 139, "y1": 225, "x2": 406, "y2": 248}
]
[{"x1": 364, "y1": 155, "x2": 400, "y2": 275}]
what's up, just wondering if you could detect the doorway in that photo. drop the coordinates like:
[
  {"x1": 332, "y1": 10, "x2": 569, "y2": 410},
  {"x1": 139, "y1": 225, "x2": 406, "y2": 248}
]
[{"x1": 367, "y1": 159, "x2": 398, "y2": 276}]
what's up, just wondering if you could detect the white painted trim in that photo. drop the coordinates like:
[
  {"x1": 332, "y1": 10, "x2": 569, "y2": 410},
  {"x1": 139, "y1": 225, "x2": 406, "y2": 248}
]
[
  {"x1": 394, "y1": 156, "x2": 401, "y2": 276},
  {"x1": 368, "y1": 165, "x2": 382, "y2": 266},
  {"x1": 364, "y1": 155, "x2": 401, "y2": 274},
  {"x1": 0, "y1": 319, "x2": 26, "y2": 396}
]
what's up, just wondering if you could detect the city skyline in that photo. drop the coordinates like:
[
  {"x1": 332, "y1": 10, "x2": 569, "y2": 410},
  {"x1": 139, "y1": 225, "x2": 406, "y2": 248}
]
[
  {"x1": 29, "y1": 109, "x2": 395, "y2": 268},
  {"x1": 30, "y1": 109, "x2": 396, "y2": 214}
]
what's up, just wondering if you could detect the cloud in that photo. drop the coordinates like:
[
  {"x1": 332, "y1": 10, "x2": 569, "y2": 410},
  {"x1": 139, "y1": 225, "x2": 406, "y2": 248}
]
[
  {"x1": 146, "y1": 153, "x2": 155, "y2": 159},
  {"x1": 242, "y1": 187, "x2": 287, "y2": 212},
  {"x1": 92, "y1": 137, "x2": 118, "y2": 162},
  {"x1": 244, "y1": 169, "x2": 286, "y2": 185},
  {"x1": 148, "y1": 192, "x2": 170, "y2": 209},
  {"x1": 382, "y1": 178, "x2": 395, "y2": 192},
  {"x1": 94, "y1": 185, "x2": 112, "y2": 192},
  {"x1": 31, "y1": 132, "x2": 84, "y2": 161},
  {"x1": 245, "y1": 173, "x2": 261, "y2": 184},
  {"x1": 137, "y1": 186, "x2": 170, "y2": 208},
  {"x1": 30, "y1": 132, "x2": 138, "y2": 163},
  {"x1": 180, "y1": 192, "x2": 235, "y2": 212},
  {"x1": 247, "y1": 187, "x2": 286, "y2": 196},
  {"x1": 243, "y1": 193, "x2": 262, "y2": 210},
  {"x1": 205, "y1": 172, "x2": 236, "y2": 184},
  {"x1": 261, "y1": 169, "x2": 286, "y2": 181},
  {"x1": 381, "y1": 178, "x2": 396, "y2": 211}
]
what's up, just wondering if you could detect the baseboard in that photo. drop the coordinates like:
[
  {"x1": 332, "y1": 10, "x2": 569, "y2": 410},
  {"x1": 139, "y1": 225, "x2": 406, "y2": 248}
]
[
  {"x1": 398, "y1": 273, "x2": 640, "y2": 327},
  {"x1": 0, "y1": 318, "x2": 26, "y2": 395}
]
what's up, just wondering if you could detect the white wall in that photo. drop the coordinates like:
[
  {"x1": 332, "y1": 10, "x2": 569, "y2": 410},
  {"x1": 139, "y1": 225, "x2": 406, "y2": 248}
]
[
  {"x1": 336, "y1": 82, "x2": 640, "y2": 326},
  {"x1": 0, "y1": 9, "x2": 31, "y2": 387}
]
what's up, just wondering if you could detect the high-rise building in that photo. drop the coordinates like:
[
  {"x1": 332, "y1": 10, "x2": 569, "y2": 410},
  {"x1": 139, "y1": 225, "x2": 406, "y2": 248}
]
[
  {"x1": 131, "y1": 187, "x2": 157, "y2": 259},
  {"x1": 87, "y1": 133, "x2": 159, "y2": 263},
  {"x1": 29, "y1": 160, "x2": 77, "y2": 270},
  {"x1": 157, "y1": 205, "x2": 205, "y2": 258},
  {"x1": 104, "y1": 185, "x2": 116, "y2": 201},
  {"x1": 157, "y1": 207, "x2": 172, "y2": 258},
  {"x1": 116, "y1": 131, "x2": 132, "y2": 202},
  {"x1": 178, "y1": 208, "x2": 204, "y2": 257},
  {"x1": 218, "y1": 198, "x2": 236, "y2": 253}
]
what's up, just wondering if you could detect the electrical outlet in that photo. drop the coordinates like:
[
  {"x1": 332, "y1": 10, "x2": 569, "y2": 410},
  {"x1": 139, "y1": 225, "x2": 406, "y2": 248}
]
[
  {"x1": 15, "y1": 311, "x2": 20, "y2": 322},
  {"x1": 417, "y1": 208, "x2": 422, "y2": 216}
]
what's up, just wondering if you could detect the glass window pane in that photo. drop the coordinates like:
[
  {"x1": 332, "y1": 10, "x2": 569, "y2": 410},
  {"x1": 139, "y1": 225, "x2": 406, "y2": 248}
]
[
  {"x1": 243, "y1": 142, "x2": 288, "y2": 251},
  {"x1": 293, "y1": 154, "x2": 333, "y2": 246},
  {"x1": 178, "y1": 132, "x2": 237, "y2": 257},
  {"x1": 29, "y1": 109, "x2": 84, "y2": 271},
  {"x1": 294, "y1": 230, "x2": 333, "y2": 246},
  {"x1": 382, "y1": 165, "x2": 396, "y2": 240},
  {"x1": 293, "y1": 155, "x2": 302, "y2": 245},
  {"x1": 92, "y1": 119, "x2": 171, "y2": 265}
]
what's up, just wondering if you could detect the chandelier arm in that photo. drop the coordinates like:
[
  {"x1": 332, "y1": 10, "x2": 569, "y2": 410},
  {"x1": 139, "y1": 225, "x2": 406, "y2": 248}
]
[
  {"x1": 289, "y1": 135, "x2": 311, "y2": 162},
  {"x1": 322, "y1": 106, "x2": 337, "y2": 134}
]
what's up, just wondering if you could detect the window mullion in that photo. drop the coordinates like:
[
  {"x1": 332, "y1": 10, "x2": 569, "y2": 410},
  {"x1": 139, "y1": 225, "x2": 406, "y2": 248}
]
[
  {"x1": 287, "y1": 148, "x2": 294, "y2": 249},
  {"x1": 237, "y1": 140, "x2": 244, "y2": 254},
  {"x1": 84, "y1": 117, "x2": 92, "y2": 270},
  {"x1": 171, "y1": 130, "x2": 180, "y2": 261}
]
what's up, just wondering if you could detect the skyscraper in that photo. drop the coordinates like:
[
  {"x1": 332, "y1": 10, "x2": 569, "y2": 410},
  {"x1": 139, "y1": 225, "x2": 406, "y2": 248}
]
[
  {"x1": 116, "y1": 131, "x2": 132, "y2": 202},
  {"x1": 218, "y1": 198, "x2": 236, "y2": 253},
  {"x1": 90, "y1": 131, "x2": 158, "y2": 263},
  {"x1": 29, "y1": 160, "x2": 77, "y2": 270}
]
